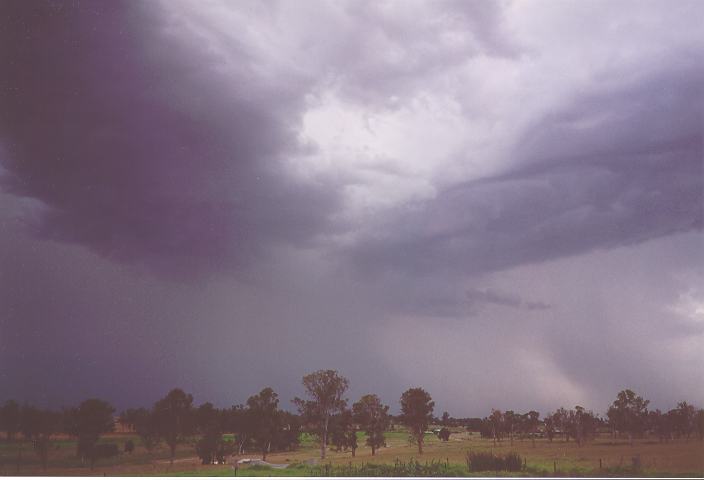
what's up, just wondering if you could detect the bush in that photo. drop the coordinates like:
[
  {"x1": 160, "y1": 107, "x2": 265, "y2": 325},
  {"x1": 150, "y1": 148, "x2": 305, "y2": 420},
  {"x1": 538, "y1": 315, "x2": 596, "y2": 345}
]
[
  {"x1": 504, "y1": 451, "x2": 522, "y2": 471},
  {"x1": 465, "y1": 451, "x2": 523, "y2": 472}
]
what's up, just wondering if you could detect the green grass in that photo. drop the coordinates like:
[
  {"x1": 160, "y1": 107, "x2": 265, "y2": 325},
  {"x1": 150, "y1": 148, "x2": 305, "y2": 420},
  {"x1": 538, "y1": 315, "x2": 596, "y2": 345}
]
[{"x1": 170, "y1": 464, "x2": 311, "y2": 477}]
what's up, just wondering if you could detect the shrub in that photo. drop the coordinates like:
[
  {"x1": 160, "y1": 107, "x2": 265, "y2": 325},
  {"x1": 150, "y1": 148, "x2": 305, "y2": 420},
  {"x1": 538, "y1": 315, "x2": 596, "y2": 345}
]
[
  {"x1": 504, "y1": 451, "x2": 522, "y2": 471},
  {"x1": 465, "y1": 451, "x2": 523, "y2": 472}
]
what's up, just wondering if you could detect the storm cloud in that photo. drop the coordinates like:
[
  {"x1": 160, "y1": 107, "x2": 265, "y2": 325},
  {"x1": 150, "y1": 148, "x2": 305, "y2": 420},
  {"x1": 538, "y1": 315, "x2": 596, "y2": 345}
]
[{"x1": 1, "y1": 0, "x2": 702, "y2": 416}]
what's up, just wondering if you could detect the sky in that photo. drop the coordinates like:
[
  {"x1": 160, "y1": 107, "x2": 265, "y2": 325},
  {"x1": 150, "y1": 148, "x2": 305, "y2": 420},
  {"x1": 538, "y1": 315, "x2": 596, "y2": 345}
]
[{"x1": 0, "y1": 0, "x2": 702, "y2": 418}]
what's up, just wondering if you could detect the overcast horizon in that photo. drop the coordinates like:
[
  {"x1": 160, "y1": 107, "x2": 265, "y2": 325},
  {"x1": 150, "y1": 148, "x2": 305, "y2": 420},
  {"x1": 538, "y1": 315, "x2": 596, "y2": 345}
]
[{"x1": 1, "y1": 0, "x2": 703, "y2": 418}]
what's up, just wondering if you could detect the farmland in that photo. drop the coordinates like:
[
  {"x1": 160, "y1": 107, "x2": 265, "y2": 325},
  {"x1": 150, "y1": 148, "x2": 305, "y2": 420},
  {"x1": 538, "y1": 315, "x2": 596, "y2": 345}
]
[{"x1": 2, "y1": 429, "x2": 702, "y2": 476}]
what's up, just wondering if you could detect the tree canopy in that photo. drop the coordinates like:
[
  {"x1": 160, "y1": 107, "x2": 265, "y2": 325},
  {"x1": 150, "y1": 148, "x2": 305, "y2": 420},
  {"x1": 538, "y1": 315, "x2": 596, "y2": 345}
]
[
  {"x1": 293, "y1": 369, "x2": 349, "y2": 459},
  {"x1": 400, "y1": 387, "x2": 434, "y2": 454},
  {"x1": 352, "y1": 394, "x2": 390, "y2": 456},
  {"x1": 65, "y1": 399, "x2": 115, "y2": 469},
  {"x1": 153, "y1": 388, "x2": 195, "y2": 464}
]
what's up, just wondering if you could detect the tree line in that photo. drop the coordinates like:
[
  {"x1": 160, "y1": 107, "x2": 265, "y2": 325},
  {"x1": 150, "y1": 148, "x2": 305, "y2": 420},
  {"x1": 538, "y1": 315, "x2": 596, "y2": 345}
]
[
  {"x1": 0, "y1": 370, "x2": 400, "y2": 468},
  {"x1": 438, "y1": 389, "x2": 704, "y2": 448},
  {"x1": 1, "y1": 371, "x2": 703, "y2": 471}
]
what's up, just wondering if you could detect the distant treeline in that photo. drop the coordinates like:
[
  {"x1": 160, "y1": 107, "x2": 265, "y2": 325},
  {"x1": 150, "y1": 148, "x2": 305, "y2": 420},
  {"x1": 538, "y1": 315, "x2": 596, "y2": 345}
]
[
  {"x1": 1, "y1": 370, "x2": 703, "y2": 470},
  {"x1": 434, "y1": 392, "x2": 704, "y2": 447}
]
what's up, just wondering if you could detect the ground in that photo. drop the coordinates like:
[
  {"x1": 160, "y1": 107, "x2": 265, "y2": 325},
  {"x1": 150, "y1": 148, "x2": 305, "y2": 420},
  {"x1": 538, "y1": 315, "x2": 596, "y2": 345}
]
[{"x1": 1, "y1": 430, "x2": 702, "y2": 476}]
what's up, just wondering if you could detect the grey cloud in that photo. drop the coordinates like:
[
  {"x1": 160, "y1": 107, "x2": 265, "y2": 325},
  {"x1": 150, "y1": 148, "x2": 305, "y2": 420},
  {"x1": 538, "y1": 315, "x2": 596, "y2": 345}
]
[
  {"x1": 309, "y1": 1, "x2": 520, "y2": 106},
  {"x1": 345, "y1": 56, "x2": 703, "y2": 277},
  {"x1": 466, "y1": 288, "x2": 551, "y2": 311}
]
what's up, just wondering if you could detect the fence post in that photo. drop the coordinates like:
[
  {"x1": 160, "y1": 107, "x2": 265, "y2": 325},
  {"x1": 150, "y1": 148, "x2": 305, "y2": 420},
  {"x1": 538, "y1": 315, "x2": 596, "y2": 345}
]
[
  {"x1": 599, "y1": 458, "x2": 602, "y2": 471},
  {"x1": 553, "y1": 460, "x2": 557, "y2": 474},
  {"x1": 16, "y1": 447, "x2": 22, "y2": 474}
]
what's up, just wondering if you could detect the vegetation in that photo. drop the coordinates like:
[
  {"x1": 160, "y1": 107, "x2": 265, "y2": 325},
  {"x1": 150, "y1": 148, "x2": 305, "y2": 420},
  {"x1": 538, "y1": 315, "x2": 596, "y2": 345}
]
[
  {"x1": 465, "y1": 451, "x2": 522, "y2": 472},
  {"x1": 293, "y1": 369, "x2": 349, "y2": 459},
  {"x1": 328, "y1": 409, "x2": 357, "y2": 456},
  {"x1": 607, "y1": 389, "x2": 650, "y2": 445},
  {"x1": 353, "y1": 394, "x2": 390, "y2": 456},
  {"x1": 246, "y1": 387, "x2": 283, "y2": 461},
  {"x1": 64, "y1": 398, "x2": 115, "y2": 469},
  {"x1": 307, "y1": 458, "x2": 463, "y2": 477},
  {"x1": 399, "y1": 387, "x2": 435, "y2": 454},
  {"x1": 0, "y1": 400, "x2": 20, "y2": 441},
  {"x1": 1, "y1": 375, "x2": 703, "y2": 476},
  {"x1": 153, "y1": 388, "x2": 195, "y2": 464}
]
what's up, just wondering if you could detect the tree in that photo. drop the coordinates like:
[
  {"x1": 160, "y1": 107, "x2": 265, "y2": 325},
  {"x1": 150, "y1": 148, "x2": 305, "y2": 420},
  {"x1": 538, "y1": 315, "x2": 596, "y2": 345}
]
[
  {"x1": 522, "y1": 411, "x2": 540, "y2": 447},
  {"x1": 0, "y1": 400, "x2": 20, "y2": 441},
  {"x1": 293, "y1": 369, "x2": 349, "y2": 459},
  {"x1": 695, "y1": 409, "x2": 704, "y2": 441},
  {"x1": 441, "y1": 411, "x2": 451, "y2": 426},
  {"x1": 195, "y1": 402, "x2": 225, "y2": 464},
  {"x1": 247, "y1": 388, "x2": 281, "y2": 461},
  {"x1": 64, "y1": 399, "x2": 115, "y2": 469},
  {"x1": 672, "y1": 401, "x2": 696, "y2": 439},
  {"x1": 551, "y1": 408, "x2": 570, "y2": 442},
  {"x1": 352, "y1": 394, "x2": 390, "y2": 456},
  {"x1": 399, "y1": 387, "x2": 434, "y2": 454},
  {"x1": 565, "y1": 406, "x2": 598, "y2": 446},
  {"x1": 329, "y1": 409, "x2": 357, "y2": 456},
  {"x1": 504, "y1": 410, "x2": 518, "y2": 446},
  {"x1": 153, "y1": 388, "x2": 195, "y2": 464},
  {"x1": 543, "y1": 414, "x2": 556, "y2": 442},
  {"x1": 438, "y1": 427, "x2": 451, "y2": 441},
  {"x1": 224, "y1": 404, "x2": 253, "y2": 454},
  {"x1": 270, "y1": 411, "x2": 302, "y2": 452},
  {"x1": 125, "y1": 408, "x2": 160, "y2": 452},
  {"x1": 17, "y1": 406, "x2": 61, "y2": 470},
  {"x1": 648, "y1": 409, "x2": 673, "y2": 442},
  {"x1": 488, "y1": 409, "x2": 504, "y2": 445},
  {"x1": 607, "y1": 389, "x2": 649, "y2": 445}
]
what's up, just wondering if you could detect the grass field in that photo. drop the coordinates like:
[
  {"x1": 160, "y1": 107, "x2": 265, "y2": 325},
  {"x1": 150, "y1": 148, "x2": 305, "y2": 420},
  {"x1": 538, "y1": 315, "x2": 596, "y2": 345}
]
[{"x1": 1, "y1": 429, "x2": 702, "y2": 476}]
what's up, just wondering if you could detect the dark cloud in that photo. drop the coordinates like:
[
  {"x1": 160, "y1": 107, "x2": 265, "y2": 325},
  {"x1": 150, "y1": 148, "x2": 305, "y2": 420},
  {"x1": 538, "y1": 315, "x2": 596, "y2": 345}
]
[
  {"x1": 1, "y1": 0, "x2": 702, "y2": 416},
  {"x1": 0, "y1": 1, "x2": 337, "y2": 278}
]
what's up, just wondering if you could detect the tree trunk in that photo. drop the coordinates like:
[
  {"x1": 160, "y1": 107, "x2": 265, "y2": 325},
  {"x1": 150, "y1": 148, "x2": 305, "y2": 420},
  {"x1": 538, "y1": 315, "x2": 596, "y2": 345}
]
[
  {"x1": 321, "y1": 415, "x2": 328, "y2": 459},
  {"x1": 417, "y1": 429, "x2": 423, "y2": 454},
  {"x1": 371, "y1": 445, "x2": 375, "y2": 456}
]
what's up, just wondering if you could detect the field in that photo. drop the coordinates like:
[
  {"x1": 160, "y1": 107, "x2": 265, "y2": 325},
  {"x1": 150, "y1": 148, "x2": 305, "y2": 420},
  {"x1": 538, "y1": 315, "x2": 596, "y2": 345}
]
[{"x1": 1, "y1": 429, "x2": 703, "y2": 477}]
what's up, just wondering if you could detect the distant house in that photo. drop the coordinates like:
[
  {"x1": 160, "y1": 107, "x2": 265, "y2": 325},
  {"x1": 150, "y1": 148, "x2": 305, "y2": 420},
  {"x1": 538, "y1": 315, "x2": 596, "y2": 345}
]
[{"x1": 113, "y1": 417, "x2": 134, "y2": 434}]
